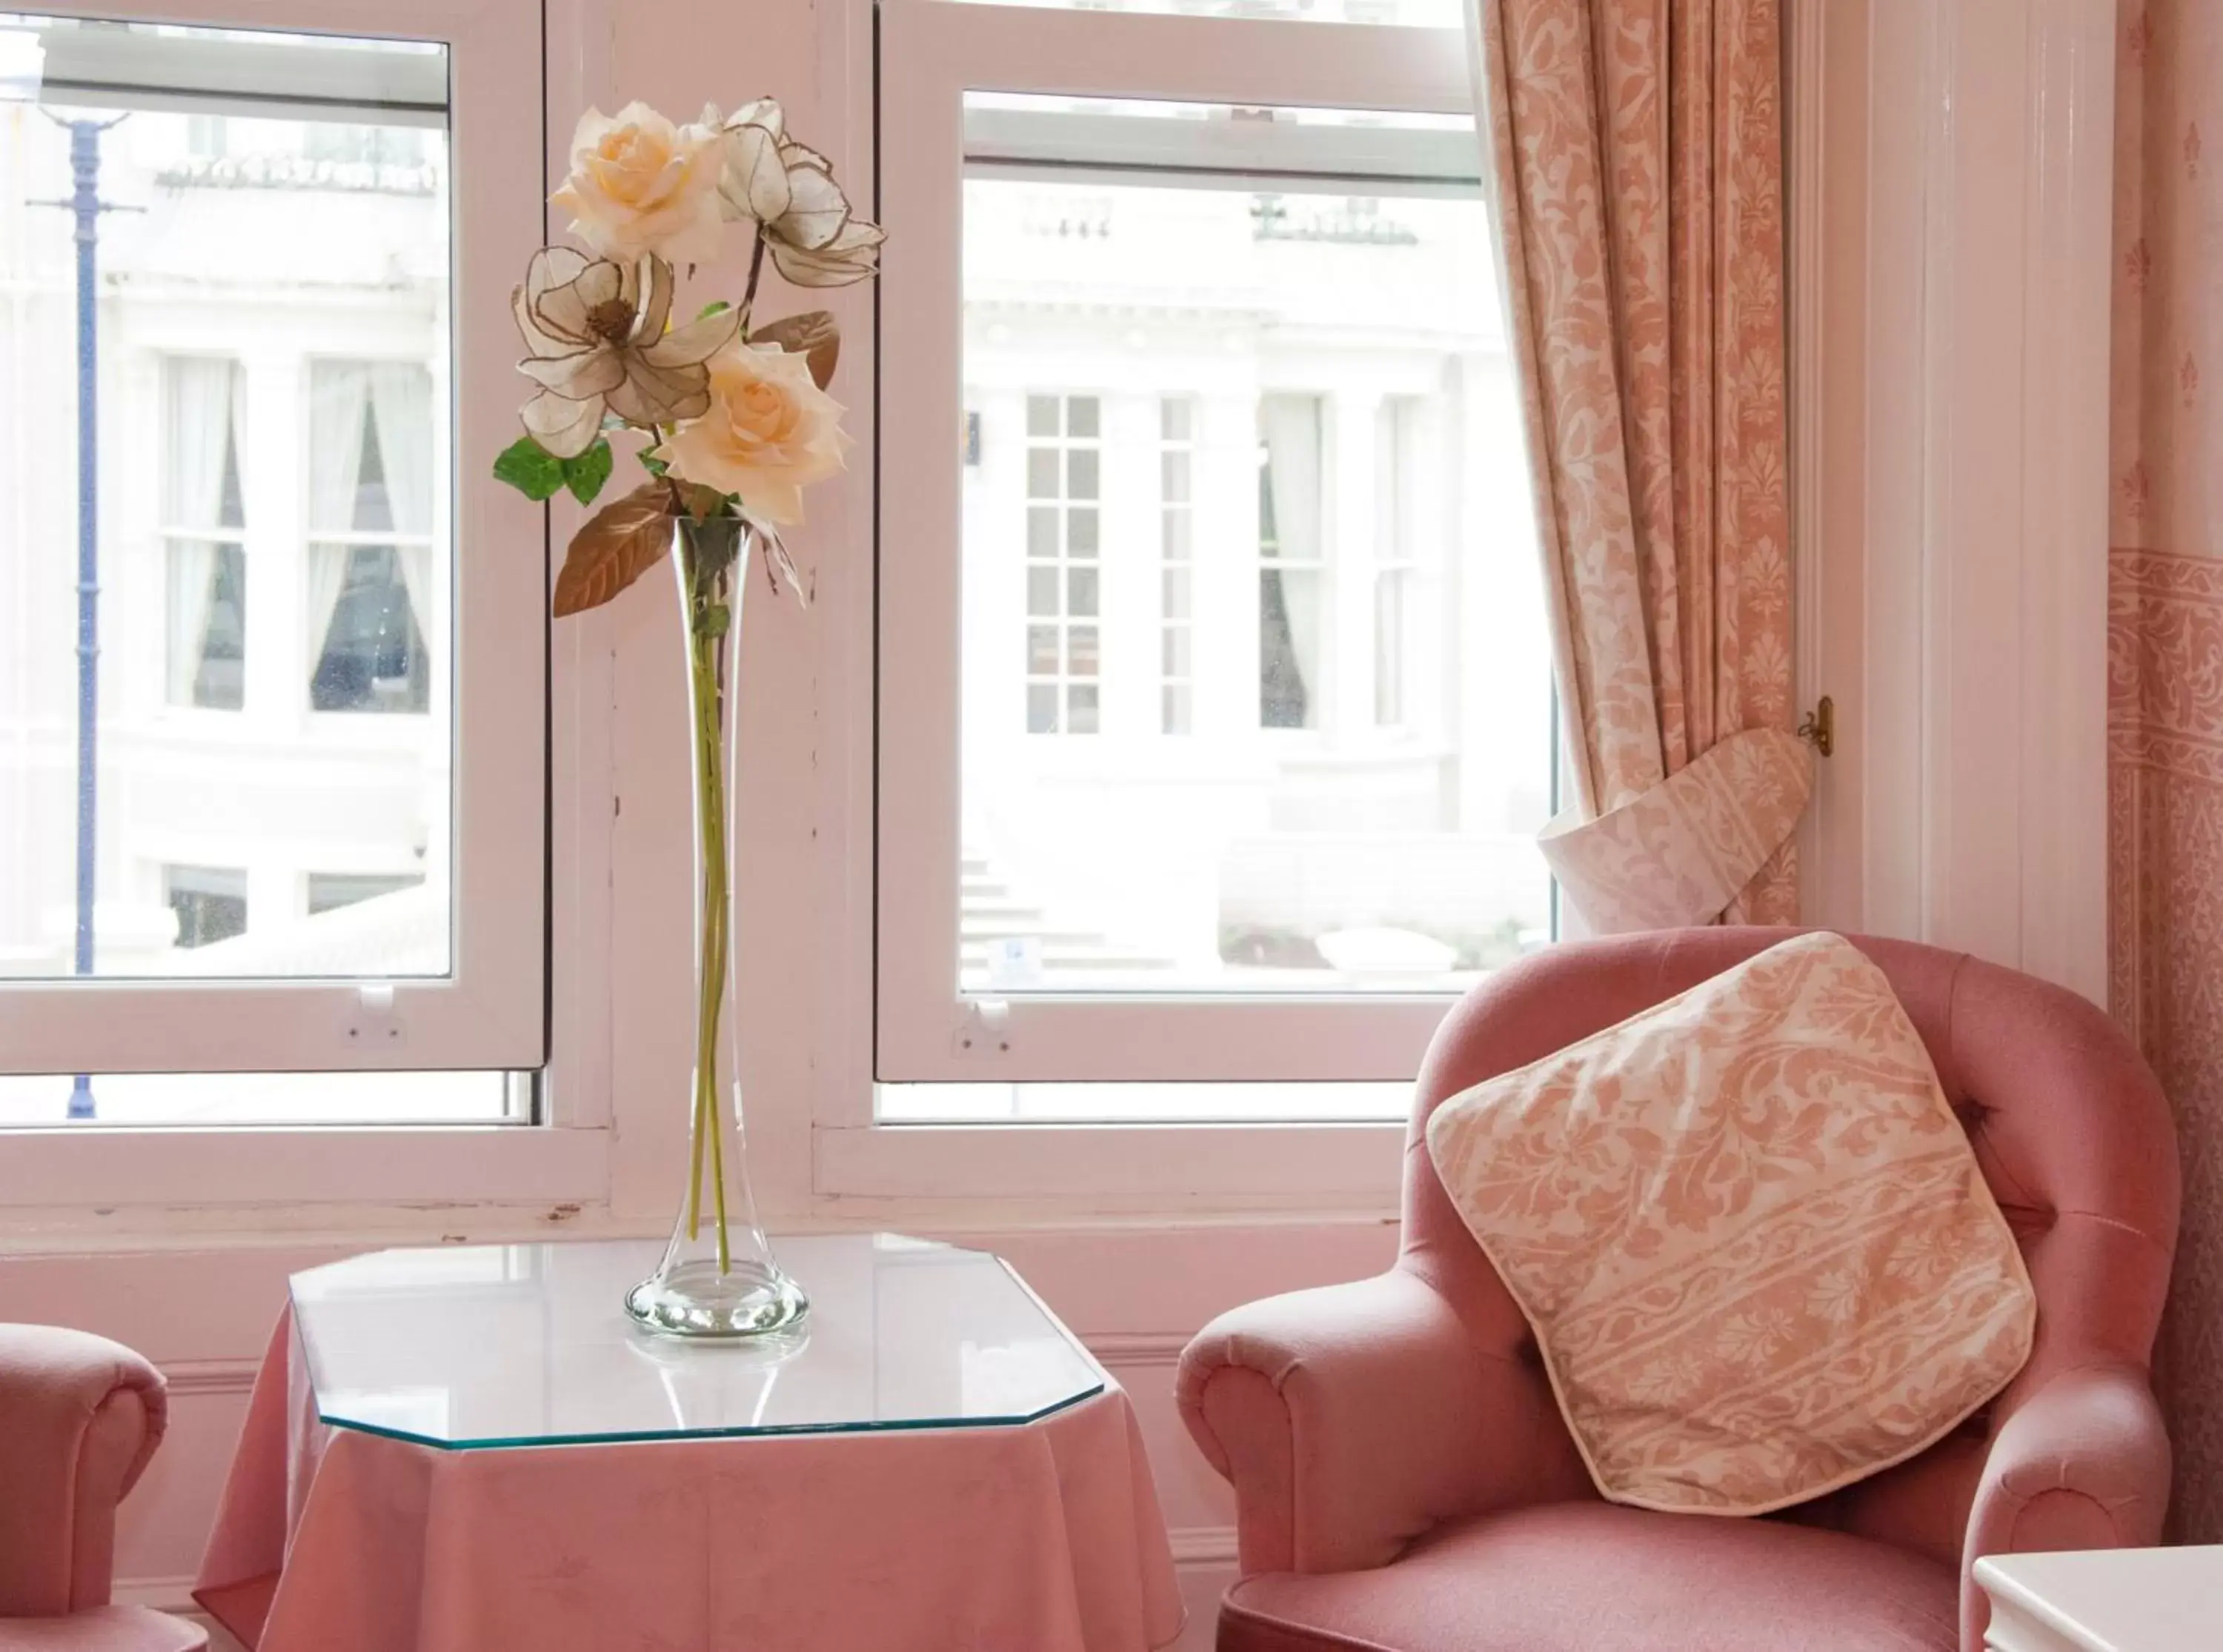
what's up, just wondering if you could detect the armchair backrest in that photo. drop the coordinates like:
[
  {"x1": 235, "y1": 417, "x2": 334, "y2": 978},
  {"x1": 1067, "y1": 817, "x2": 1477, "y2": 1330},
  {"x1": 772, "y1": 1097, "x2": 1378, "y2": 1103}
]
[
  {"x1": 0, "y1": 1325, "x2": 168, "y2": 1616},
  {"x1": 1398, "y1": 927, "x2": 2181, "y2": 1562}
]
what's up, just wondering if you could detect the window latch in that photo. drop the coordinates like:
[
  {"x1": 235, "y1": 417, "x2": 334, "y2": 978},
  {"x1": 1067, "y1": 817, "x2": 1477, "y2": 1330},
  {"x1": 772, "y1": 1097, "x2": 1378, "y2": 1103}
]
[
  {"x1": 346, "y1": 982, "x2": 406, "y2": 1050},
  {"x1": 1796, "y1": 695, "x2": 1835, "y2": 759},
  {"x1": 953, "y1": 999, "x2": 1011, "y2": 1059}
]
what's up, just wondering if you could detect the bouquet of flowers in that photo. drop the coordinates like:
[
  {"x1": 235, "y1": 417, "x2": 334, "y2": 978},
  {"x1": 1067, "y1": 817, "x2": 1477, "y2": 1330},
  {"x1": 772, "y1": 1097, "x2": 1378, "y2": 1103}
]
[
  {"x1": 494, "y1": 99, "x2": 877, "y2": 1331},
  {"x1": 494, "y1": 98, "x2": 878, "y2": 610}
]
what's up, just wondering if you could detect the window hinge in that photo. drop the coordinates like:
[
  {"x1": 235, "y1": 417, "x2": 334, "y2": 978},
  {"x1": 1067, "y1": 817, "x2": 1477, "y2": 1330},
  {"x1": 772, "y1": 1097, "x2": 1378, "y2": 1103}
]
[
  {"x1": 1796, "y1": 695, "x2": 1835, "y2": 759},
  {"x1": 953, "y1": 999, "x2": 1011, "y2": 1059}
]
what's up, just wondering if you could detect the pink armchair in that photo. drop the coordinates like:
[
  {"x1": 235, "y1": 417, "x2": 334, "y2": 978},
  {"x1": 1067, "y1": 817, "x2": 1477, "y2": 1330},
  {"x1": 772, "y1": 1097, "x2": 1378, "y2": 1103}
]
[
  {"x1": 0, "y1": 1325, "x2": 207, "y2": 1651},
  {"x1": 1178, "y1": 930, "x2": 2182, "y2": 1652}
]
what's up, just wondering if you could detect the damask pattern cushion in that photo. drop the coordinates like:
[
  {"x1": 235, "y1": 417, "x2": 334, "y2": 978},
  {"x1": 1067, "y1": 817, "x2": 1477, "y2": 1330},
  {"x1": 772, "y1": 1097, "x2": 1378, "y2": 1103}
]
[{"x1": 1426, "y1": 930, "x2": 2036, "y2": 1516}]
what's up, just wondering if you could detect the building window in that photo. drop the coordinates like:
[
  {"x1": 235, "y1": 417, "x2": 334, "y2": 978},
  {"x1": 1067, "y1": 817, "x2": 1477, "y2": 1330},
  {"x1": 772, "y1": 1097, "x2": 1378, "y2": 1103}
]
[
  {"x1": 1023, "y1": 393, "x2": 1102, "y2": 735},
  {"x1": 165, "y1": 864, "x2": 247, "y2": 950},
  {"x1": 308, "y1": 870, "x2": 427, "y2": 914},
  {"x1": 308, "y1": 362, "x2": 434, "y2": 715},
  {"x1": 162, "y1": 357, "x2": 247, "y2": 710},
  {"x1": 1258, "y1": 394, "x2": 1323, "y2": 731},
  {"x1": 1160, "y1": 397, "x2": 1195, "y2": 735},
  {"x1": 882, "y1": 4, "x2": 1555, "y2": 1097}
]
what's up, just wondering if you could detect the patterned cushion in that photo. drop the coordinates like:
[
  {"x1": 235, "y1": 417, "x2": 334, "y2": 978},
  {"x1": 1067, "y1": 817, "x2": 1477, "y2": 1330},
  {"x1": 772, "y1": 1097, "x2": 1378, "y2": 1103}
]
[{"x1": 1425, "y1": 930, "x2": 2036, "y2": 1515}]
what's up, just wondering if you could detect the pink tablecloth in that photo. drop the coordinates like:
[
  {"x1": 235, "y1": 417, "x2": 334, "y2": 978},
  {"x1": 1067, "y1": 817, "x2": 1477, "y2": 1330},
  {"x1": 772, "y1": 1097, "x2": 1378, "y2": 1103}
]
[{"x1": 194, "y1": 1314, "x2": 1184, "y2": 1652}]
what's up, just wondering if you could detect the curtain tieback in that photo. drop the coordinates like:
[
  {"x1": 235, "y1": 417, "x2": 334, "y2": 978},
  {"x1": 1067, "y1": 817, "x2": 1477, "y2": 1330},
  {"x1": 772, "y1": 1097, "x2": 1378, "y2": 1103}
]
[{"x1": 1539, "y1": 728, "x2": 1815, "y2": 934}]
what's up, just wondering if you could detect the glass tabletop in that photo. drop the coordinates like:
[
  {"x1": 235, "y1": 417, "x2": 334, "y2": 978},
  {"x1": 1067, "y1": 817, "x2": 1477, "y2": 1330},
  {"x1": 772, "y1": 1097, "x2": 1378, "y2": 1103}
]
[{"x1": 288, "y1": 1233, "x2": 1105, "y2": 1450}]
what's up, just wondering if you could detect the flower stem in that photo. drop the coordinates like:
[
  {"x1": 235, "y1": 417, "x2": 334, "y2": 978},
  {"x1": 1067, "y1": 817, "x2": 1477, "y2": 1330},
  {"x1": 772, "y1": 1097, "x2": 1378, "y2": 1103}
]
[
  {"x1": 682, "y1": 539, "x2": 734, "y2": 1276},
  {"x1": 738, "y1": 229, "x2": 768, "y2": 336}
]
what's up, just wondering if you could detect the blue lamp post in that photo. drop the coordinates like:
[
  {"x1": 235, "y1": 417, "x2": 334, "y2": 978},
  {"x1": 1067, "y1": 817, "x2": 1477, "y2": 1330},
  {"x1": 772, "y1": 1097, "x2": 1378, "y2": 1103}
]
[{"x1": 39, "y1": 112, "x2": 128, "y2": 1120}]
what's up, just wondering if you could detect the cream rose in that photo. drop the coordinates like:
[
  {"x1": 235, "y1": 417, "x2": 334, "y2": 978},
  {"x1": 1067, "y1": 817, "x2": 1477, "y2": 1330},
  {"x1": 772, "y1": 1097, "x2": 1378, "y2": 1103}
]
[
  {"x1": 551, "y1": 102, "x2": 724, "y2": 266},
  {"x1": 661, "y1": 342, "x2": 848, "y2": 524}
]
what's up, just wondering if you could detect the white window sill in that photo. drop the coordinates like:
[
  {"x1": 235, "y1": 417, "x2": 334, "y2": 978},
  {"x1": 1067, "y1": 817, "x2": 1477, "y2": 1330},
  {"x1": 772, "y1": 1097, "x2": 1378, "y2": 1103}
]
[
  {"x1": 0, "y1": 1122, "x2": 609, "y2": 1222},
  {"x1": 814, "y1": 1119, "x2": 1406, "y2": 1207}
]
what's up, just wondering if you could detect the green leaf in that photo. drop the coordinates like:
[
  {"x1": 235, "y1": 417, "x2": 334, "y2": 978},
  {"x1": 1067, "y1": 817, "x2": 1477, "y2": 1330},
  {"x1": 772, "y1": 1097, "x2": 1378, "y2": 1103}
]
[
  {"x1": 697, "y1": 602, "x2": 732, "y2": 639},
  {"x1": 637, "y1": 447, "x2": 670, "y2": 478},
  {"x1": 697, "y1": 300, "x2": 731, "y2": 321},
  {"x1": 562, "y1": 439, "x2": 614, "y2": 506},
  {"x1": 493, "y1": 435, "x2": 565, "y2": 502}
]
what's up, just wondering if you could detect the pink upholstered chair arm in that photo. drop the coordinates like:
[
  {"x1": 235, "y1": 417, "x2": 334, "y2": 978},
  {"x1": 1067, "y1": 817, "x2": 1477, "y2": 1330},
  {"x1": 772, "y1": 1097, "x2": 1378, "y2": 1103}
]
[
  {"x1": 0, "y1": 1325, "x2": 168, "y2": 1617},
  {"x1": 1958, "y1": 1362, "x2": 2171, "y2": 1652},
  {"x1": 1177, "y1": 1269, "x2": 1564, "y2": 1576}
]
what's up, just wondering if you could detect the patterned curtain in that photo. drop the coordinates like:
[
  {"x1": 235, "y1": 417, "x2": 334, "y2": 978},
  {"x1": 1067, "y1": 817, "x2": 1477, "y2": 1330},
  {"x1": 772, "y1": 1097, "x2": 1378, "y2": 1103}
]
[
  {"x1": 1473, "y1": 0, "x2": 1807, "y2": 931},
  {"x1": 2108, "y1": 0, "x2": 2223, "y2": 1542}
]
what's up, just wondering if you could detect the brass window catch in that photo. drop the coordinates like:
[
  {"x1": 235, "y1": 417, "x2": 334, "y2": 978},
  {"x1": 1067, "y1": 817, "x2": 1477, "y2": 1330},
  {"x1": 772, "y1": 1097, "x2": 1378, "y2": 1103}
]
[{"x1": 1796, "y1": 696, "x2": 1835, "y2": 758}]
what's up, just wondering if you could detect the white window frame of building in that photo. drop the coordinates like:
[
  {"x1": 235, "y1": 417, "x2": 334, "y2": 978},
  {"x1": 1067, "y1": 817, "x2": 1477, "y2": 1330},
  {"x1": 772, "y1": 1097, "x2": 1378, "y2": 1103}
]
[
  {"x1": 874, "y1": 0, "x2": 1482, "y2": 1099},
  {"x1": 0, "y1": 0, "x2": 562, "y2": 1183}
]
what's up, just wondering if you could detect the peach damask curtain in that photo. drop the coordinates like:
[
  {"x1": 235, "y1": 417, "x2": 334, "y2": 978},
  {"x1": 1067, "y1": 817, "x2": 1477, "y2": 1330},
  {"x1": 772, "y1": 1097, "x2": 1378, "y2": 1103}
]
[{"x1": 1475, "y1": 0, "x2": 1808, "y2": 930}]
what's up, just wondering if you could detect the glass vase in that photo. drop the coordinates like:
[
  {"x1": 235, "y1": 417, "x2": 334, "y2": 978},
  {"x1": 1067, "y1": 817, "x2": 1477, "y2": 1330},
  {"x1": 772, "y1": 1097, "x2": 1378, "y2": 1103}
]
[{"x1": 623, "y1": 516, "x2": 810, "y2": 1339}]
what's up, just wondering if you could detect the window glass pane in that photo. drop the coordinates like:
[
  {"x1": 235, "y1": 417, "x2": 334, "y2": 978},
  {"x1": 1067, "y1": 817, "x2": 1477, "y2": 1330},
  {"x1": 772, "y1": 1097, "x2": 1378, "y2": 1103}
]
[
  {"x1": 1027, "y1": 565, "x2": 1060, "y2": 616},
  {"x1": 0, "y1": 19, "x2": 453, "y2": 982},
  {"x1": 1026, "y1": 447, "x2": 1060, "y2": 498},
  {"x1": 1066, "y1": 566, "x2": 1099, "y2": 617},
  {"x1": 1026, "y1": 393, "x2": 1060, "y2": 436},
  {"x1": 1161, "y1": 567, "x2": 1191, "y2": 617},
  {"x1": 1066, "y1": 507, "x2": 1098, "y2": 557},
  {"x1": 1027, "y1": 624, "x2": 1061, "y2": 675},
  {"x1": 1160, "y1": 450, "x2": 1190, "y2": 503},
  {"x1": 0, "y1": 1069, "x2": 518, "y2": 1127},
  {"x1": 1027, "y1": 504, "x2": 1059, "y2": 557},
  {"x1": 1067, "y1": 625, "x2": 1100, "y2": 677},
  {"x1": 960, "y1": 93, "x2": 1552, "y2": 996},
  {"x1": 1160, "y1": 684, "x2": 1192, "y2": 736},
  {"x1": 1026, "y1": 683, "x2": 1059, "y2": 733},
  {"x1": 1066, "y1": 395, "x2": 1100, "y2": 439}
]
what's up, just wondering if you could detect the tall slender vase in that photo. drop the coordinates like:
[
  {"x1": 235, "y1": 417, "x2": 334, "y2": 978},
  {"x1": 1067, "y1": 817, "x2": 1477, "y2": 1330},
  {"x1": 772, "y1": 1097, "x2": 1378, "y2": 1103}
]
[{"x1": 624, "y1": 516, "x2": 810, "y2": 1339}]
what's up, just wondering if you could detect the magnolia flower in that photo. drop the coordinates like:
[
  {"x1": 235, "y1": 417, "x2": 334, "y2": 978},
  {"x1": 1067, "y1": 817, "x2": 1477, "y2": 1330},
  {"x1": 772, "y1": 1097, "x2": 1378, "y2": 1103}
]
[
  {"x1": 512, "y1": 247, "x2": 739, "y2": 457},
  {"x1": 660, "y1": 341, "x2": 848, "y2": 524},
  {"x1": 551, "y1": 102, "x2": 725, "y2": 266},
  {"x1": 708, "y1": 99, "x2": 885, "y2": 288}
]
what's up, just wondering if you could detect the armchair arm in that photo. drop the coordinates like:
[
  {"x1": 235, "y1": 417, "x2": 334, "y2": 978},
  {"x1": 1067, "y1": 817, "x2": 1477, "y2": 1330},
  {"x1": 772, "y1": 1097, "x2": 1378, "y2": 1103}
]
[
  {"x1": 0, "y1": 1324, "x2": 168, "y2": 1617},
  {"x1": 1960, "y1": 1362, "x2": 2171, "y2": 1652},
  {"x1": 1177, "y1": 1269, "x2": 1575, "y2": 1576}
]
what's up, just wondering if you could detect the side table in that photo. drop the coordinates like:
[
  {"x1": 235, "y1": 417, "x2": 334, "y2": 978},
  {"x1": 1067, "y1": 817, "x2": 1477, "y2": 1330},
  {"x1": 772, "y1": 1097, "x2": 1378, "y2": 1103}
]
[
  {"x1": 193, "y1": 1233, "x2": 1183, "y2": 1652},
  {"x1": 1976, "y1": 1546, "x2": 2222, "y2": 1651}
]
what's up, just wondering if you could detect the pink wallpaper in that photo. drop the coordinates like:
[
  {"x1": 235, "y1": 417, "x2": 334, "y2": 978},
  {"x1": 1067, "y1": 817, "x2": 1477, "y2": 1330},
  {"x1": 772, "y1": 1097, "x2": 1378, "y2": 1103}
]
[{"x1": 2110, "y1": 0, "x2": 2223, "y2": 1542}]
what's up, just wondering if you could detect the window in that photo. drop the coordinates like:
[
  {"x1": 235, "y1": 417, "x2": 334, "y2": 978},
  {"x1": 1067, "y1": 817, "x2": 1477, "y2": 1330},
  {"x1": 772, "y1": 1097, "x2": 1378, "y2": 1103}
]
[
  {"x1": 1021, "y1": 393, "x2": 1103, "y2": 735},
  {"x1": 308, "y1": 870, "x2": 428, "y2": 915},
  {"x1": 880, "y1": 0, "x2": 1555, "y2": 1091},
  {"x1": 1160, "y1": 397, "x2": 1195, "y2": 734},
  {"x1": 308, "y1": 364, "x2": 436, "y2": 716},
  {"x1": 0, "y1": 6, "x2": 548, "y2": 1098},
  {"x1": 165, "y1": 864, "x2": 247, "y2": 949},
  {"x1": 1258, "y1": 393, "x2": 1323, "y2": 730},
  {"x1": 163, "y1": 357, "x2": 247, "y2": 710}
]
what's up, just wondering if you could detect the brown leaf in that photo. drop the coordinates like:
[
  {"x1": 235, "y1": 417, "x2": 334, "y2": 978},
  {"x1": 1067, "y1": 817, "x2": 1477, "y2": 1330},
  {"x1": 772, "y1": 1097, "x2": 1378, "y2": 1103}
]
[
  {"x1": 749, "y1": 310, "x2": 840, "y2": 390},
  {"x1": 551, "y1": 482, "x2": 677, "y2": 617}
]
